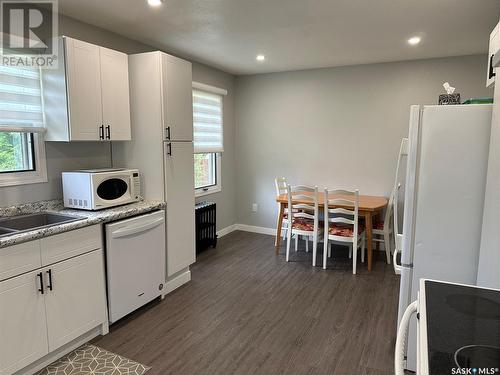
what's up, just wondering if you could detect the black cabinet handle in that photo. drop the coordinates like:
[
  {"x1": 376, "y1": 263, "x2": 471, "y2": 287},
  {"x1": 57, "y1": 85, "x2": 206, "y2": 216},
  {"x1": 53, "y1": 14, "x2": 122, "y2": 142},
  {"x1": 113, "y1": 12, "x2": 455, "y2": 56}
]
[
  {"x1": 99, "y1": 125, "x2": 104, "y2": 140},
  {"x1": 167, "y1": 143, "x2": 172, "y2": 156},
  {"x1": 37, "y1": 272, "x2": 44, "y2": 294},
  {"x1": 46, "y1": 269, "x2": 53, "y2": 291},
  {"x1": 106, "y1": 125, "x2": 111, "y2": 140},
  {"x1": 165, "y1": 126, "x2": 171, "y2": 140},
  {"x1": 489, "y1": 54, "x2": 496, "y2": 80}
]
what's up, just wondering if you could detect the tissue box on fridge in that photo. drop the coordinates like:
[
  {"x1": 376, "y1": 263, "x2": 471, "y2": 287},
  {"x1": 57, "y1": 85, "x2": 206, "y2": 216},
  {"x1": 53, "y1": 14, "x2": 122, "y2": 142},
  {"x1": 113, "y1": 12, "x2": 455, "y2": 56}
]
[{"x1": 438, "y1": 93, "x2": 461, "y2": 105}]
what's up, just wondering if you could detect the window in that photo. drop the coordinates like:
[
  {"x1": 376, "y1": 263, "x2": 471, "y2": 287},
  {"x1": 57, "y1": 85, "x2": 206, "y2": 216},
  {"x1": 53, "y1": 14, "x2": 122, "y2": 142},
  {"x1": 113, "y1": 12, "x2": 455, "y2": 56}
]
[
  {"x1": 0, "y1": 65, "x2": 47, "y2": 187},
  {"x1": 0, "y1": 132, "x2": 35, "y2": 172},
  {"x1": 192, "y1": 82, "x2": 226, "y2": 197},
  {"x1": 194, "y1": 152, "x2": 216, "y2": 189}
]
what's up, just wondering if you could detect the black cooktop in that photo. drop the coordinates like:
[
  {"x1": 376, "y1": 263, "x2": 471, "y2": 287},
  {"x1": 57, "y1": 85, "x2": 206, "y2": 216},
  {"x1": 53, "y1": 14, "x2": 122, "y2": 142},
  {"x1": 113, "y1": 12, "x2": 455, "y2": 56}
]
[{"x1": 424, "y1": 280, "x2": 500, "y2": 375}]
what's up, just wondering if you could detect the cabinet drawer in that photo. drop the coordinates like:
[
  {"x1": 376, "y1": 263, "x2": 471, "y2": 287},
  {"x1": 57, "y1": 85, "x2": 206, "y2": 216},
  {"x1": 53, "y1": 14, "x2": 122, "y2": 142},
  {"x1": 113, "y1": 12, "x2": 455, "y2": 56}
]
[
  {"x1": 0, "y1": 241, "x2": 41, "y2": 281},
  {"x1": 41, "y1": 225, "x2": 102, "y2": 266}
]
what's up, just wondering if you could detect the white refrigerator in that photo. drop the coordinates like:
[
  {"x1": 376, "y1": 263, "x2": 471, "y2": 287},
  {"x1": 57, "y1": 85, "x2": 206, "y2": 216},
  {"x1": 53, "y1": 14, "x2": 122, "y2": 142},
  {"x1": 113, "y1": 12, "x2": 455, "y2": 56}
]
[
  {"x1": 113, "y1": 51, "x2": 196, "y2": 290},
  {"x1": 395, "y1": 104, "x2": 493, "y2": 372}
]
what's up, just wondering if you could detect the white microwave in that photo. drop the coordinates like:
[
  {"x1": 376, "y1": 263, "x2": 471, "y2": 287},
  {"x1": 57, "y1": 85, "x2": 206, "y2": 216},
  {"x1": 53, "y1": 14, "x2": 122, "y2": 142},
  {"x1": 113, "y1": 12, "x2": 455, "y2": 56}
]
[{"x1": 62, "y1": 168, "x2": 141, "y2": 210}]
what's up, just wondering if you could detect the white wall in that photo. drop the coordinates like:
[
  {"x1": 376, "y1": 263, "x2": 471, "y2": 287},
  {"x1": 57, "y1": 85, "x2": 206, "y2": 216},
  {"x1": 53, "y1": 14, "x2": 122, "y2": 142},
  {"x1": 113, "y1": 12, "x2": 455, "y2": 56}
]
[{"x1": 235, "y1": 54, "x2": 493, "y2": 228}]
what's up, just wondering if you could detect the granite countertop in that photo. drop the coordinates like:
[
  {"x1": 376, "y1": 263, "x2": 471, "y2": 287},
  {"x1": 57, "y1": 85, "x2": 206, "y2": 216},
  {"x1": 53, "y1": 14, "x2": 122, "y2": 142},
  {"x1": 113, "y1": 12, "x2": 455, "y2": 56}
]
[{"x1": 0, "y1": 199, "x2": 166, "y2": 248}]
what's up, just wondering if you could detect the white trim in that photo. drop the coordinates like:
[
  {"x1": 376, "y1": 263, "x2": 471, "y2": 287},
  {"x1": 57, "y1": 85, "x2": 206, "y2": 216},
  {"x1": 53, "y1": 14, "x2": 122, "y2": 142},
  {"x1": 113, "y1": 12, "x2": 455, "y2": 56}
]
[
  {"x1": 230, "y1": 224, "x2": 392, "y2": 252},
  {"x1": 163, "y1": 268, "x2": 191, "y2": 296},
  {"x1": 195, "y1": 185, "x2": 221, "y2": 197},
  {"x1": 0, "y1": 132, "x2": 47, "y2": 187},
  {"x1": 0, "y1": 126, "x2": 46, "y2": 133},
  {"x1": 217, "y1": 224, "x2": 238, "y2": 238},
  {"x1": 235, "y1": 224, "x2": 276, "y2": 236},
  {"x1": 192, "y1": 81, "x2": 228, "y2": 96}
]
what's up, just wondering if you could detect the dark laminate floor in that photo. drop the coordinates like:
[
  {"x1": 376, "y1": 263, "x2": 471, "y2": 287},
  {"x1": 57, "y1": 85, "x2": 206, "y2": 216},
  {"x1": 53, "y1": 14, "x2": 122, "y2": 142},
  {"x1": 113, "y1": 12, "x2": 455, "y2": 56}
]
[{"x1": 93, "y1": 231, "x2": 400, "y2": 375}]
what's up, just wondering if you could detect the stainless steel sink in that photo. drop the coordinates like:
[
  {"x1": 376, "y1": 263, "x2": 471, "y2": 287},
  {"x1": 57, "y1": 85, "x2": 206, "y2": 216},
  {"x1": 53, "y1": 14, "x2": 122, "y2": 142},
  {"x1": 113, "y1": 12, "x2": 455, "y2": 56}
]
[
  {"x1": 0, "y1": 213, "x2": 85, "y2": 237},
  {"x1": 0, "y1": 228, "x2": 16, "y2": 236}
]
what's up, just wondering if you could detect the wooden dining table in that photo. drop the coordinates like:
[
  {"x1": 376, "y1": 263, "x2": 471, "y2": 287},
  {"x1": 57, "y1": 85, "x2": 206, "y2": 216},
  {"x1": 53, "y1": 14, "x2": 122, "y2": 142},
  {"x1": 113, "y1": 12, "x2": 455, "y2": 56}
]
[{"x1": 275, "y1": 192, "x2": 388, "y2": 271}]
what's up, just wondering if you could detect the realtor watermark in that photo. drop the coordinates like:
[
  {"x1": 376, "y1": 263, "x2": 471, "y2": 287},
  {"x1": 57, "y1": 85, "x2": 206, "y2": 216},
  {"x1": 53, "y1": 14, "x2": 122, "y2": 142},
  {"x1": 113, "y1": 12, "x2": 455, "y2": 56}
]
[
  {"x1": 451, "y1": 368, "x2": 500, "y2": 374},
  {"x1": 0, "y1": 0, "x2": 58, "y2": 68}
]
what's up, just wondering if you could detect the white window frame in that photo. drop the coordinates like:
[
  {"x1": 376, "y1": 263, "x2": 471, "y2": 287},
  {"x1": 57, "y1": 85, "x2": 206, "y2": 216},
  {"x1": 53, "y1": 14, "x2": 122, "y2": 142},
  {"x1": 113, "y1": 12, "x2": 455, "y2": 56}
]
[
  {"x1": 0, "y1": 63, "x2": 47, "y2": 187},
  {"x1": 195, "y1": 152, "x2": 222, "y2": 198},
  {"x1": 0, "y1": 132, "x2": 47, "y2": 187}
]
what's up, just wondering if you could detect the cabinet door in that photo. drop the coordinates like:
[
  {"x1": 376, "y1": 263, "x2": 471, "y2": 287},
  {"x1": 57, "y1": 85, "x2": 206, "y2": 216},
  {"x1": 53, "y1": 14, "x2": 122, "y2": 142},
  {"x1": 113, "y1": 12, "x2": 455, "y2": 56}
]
[
  {"x1": 45, "y1": 250, "x2": 106, "y2": 352},
  {"x1": 164, "y1": 141, "x2": 196, "y2": 276},
  {"x1": 100, "y1": 46, "x2": 131, "y2": 141},
  {"x1": 161, "y1": 54, "x2": 193, "y2": 141},
  {"x1": 65, "y1": 37, "x2": 103, "y2": 140},
  {"x1": 0, "y1": 270, "x2": 48, "y2": 375}
]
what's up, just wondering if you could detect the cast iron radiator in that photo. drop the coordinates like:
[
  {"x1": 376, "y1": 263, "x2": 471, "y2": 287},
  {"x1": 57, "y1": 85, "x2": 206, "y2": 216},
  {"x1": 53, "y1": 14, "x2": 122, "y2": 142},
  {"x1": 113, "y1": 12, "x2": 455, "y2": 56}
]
[{"x1": 195, "y1": 201, "x2": 217, "y2": 253}]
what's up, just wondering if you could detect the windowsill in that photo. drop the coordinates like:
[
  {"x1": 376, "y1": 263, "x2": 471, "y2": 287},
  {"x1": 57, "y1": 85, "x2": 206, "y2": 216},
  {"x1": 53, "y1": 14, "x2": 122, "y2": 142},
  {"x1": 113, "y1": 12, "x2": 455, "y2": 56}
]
[
  {"x1": 195, "y1": 186, "x2": 222, "y2": 198},
  {"x1": 0, "y1": 172, "x2": 48, "y2": 187}
]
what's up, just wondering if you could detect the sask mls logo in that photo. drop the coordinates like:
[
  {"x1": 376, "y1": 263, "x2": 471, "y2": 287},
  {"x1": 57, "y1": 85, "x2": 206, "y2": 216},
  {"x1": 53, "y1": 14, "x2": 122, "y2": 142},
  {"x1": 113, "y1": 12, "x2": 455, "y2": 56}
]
[
  {"x1": 0, "y1": 0, "x2": 58, "y2": 67},
  {"x1": 451, "y1": 368, "x2": 500, "y2": 374}
]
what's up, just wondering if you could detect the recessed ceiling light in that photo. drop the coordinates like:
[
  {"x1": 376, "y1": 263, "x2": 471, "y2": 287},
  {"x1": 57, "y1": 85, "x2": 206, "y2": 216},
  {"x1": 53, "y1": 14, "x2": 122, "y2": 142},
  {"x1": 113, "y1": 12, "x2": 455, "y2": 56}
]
[
  {"x1": 408, "y1": 36, "x2": 421, "y2": 45},
  {"x1": 256, "y1": 54, "x2": 265, "y2": 62},
  {"x1": 147, "y1": 0, "x2": 163, "y2": 6}
]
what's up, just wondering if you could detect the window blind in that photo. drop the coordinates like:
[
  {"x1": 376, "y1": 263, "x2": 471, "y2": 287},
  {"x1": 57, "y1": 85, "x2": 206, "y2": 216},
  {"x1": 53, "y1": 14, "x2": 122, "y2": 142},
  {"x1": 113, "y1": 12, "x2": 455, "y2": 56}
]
[
  {"x1": 0, "y1": 65, "x2": 45, "y2": 133},
  {"x1": 193, "y1": 89, "x2": 223, "y2": 153}
]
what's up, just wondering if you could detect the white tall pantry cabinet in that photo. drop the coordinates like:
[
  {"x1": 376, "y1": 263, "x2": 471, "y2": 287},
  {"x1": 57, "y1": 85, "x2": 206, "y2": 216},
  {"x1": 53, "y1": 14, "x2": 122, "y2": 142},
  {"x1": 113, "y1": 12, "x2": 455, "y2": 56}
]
[{"x1": 113, "y1": 52, "x2": 196, "y2": 288}]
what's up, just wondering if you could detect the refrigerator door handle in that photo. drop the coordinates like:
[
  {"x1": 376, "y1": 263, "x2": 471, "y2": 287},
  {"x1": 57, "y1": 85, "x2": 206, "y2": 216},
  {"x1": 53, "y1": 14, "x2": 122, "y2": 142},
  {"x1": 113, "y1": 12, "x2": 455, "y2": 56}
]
[
  {"x1": 393, "y1": 246, "x2": 403, "y2": 275},
  {"x1": 393, "y1": 182, "x2": 405, "y2": 275}
]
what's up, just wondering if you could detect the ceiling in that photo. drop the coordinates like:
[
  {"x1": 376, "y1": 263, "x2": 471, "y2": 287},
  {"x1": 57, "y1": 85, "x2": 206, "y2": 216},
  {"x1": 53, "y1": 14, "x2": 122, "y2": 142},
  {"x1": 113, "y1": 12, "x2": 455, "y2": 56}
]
[{"x1": 58, "y1": 0, "x2": 500, "y2": 75}]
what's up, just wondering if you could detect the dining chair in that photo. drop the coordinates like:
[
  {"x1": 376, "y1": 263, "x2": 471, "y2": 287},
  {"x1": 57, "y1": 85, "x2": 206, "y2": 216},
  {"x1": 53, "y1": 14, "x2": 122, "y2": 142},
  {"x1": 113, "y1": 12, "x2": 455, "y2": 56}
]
[
  {"x1": 371, "y1": 137, "x2": 408, "y2": 265},
  {"x1": 275, "y1": 177, "x2": 300, "y2": 250},
  {"x1": 323, "y1": 189, "x2": 365, "y2": 274},
  {"x1": 372, "y1": 190, "x2": 394, "y2": 264},
  {"x1": 286, "y1": 185, "x2": 322, "y2": 266}
]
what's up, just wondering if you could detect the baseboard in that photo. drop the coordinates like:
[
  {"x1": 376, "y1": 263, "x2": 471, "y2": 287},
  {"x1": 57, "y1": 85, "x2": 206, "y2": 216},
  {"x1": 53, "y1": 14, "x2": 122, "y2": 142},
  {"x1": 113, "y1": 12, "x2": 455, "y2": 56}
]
[
  {"x1": 164, "y1": 269, "x2": 191, "y2": 295},
  {"x1": 217, "y1": 224, "x2": 238, "y2": 238},
  {"x1": 235, "y1": 224, "x2": 276, "y2": 236},
  {"x1": 230, "y1": 224, "x2": 390, "y2": 252}
]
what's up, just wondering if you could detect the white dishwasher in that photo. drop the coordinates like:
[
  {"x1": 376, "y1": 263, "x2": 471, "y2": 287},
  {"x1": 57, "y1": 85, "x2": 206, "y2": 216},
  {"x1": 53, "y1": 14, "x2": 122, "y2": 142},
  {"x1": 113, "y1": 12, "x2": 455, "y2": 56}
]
[{"x1": 105, "y1": 210, "x2": 166, "y2": 323}]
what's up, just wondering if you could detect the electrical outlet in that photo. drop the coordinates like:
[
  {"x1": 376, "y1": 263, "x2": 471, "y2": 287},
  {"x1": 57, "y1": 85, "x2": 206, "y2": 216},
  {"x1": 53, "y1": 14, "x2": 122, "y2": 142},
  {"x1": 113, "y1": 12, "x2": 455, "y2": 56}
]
[{"x1": 252, "y1": 203, "x2": 258, "y2": 212}]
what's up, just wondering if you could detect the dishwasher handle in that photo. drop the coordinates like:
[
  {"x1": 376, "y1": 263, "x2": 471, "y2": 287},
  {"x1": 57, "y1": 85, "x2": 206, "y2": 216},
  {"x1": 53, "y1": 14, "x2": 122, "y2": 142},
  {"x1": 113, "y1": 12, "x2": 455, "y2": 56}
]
[{"x1": 111, "y1": 216, "x2": 165, "y2": 238}]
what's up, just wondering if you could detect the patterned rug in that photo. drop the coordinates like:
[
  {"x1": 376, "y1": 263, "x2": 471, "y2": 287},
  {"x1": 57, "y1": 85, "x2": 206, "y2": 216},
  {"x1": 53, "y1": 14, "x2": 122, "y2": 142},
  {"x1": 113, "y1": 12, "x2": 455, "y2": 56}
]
[{"x1": 36, "y1": 344, "x2": 150, "y2": 375}]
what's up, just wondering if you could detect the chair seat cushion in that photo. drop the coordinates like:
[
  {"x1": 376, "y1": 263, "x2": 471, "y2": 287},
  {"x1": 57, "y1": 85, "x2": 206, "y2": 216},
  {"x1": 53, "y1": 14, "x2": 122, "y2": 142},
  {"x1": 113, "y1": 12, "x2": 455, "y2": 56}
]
[
  {"x1": 328, "y1": 224, "x2": 364, "y2": 237},
  {"x1": 292, "y1": 218, "x2": 315, "y2": 231},
  {"x1": 374, "y1": 220, "x2": 385, "y2": 230}
]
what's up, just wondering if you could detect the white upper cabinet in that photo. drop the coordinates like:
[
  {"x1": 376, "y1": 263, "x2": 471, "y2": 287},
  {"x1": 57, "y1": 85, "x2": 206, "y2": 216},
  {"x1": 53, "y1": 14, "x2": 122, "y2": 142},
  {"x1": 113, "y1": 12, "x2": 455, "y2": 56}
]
[
  {"x1": 65, "y1": 38, "x2": 103, "y2": 140},
  {"x1": 100, "y1": 46, "x2": 131, "y2": 141},
  {"x1": 161, "y1": 54, "x2": 193, "y2": 141},
  {"x1": 43, "y1": 36, "x2": 131, "y2": 141},
  {"x1": 486, "y1": 21, "x2": 499, "y2": 88}
]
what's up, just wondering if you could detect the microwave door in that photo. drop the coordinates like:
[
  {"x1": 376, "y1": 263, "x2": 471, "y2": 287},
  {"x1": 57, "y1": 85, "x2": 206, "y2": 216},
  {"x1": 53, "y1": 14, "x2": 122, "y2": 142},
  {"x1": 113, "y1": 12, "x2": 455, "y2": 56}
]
[{"x1": 93, "y1": 175, "x2": 132, "y2": 209}]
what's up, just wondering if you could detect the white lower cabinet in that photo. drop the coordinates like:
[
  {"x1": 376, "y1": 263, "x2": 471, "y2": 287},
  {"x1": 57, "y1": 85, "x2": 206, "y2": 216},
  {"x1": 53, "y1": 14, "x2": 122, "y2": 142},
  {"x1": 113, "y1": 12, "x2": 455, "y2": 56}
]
[
  {"x1": 0, "y1": 270, "x2": 49, "y2": 375},
  {"x1": 45, "y1": 250, "x2": 106, "y2": 352},
  {"x1": 0, "y1": 226, "x2": 107, "y2": 375}
]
